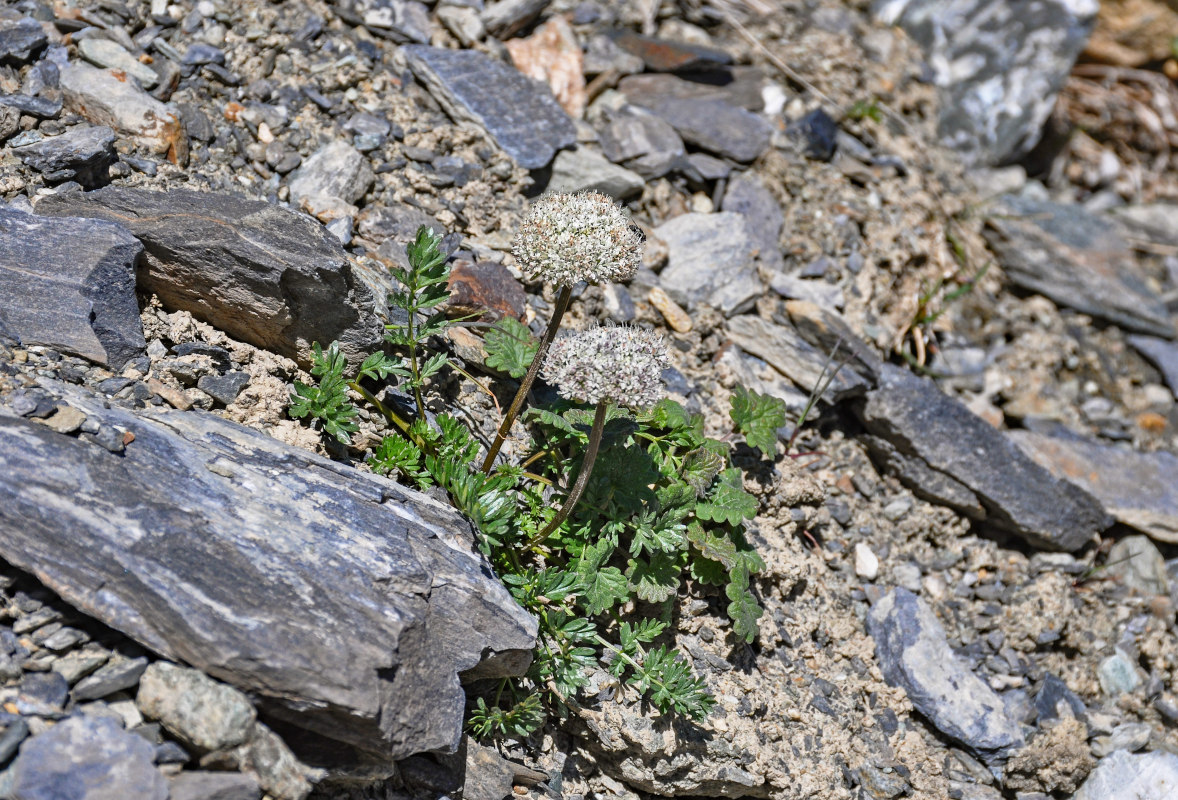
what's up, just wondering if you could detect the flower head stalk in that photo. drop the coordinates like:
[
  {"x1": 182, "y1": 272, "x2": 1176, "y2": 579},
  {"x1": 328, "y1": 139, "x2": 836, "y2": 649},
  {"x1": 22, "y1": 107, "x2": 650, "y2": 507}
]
[
  {"x1": 529, "y1": 326, "x2": 668, "y2": 545},
  {"x1": 482, "y1": 192, "x2": 644, "y2": 473}
]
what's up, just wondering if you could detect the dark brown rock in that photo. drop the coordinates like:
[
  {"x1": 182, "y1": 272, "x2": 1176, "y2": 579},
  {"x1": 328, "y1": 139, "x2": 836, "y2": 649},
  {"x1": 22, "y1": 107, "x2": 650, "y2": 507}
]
[
  {"x1": 446, "y1": 261, "x2": 527, "y2": 322},
  {"x1": 607, "y1": 30, "x2": 734, "y2": 72}
]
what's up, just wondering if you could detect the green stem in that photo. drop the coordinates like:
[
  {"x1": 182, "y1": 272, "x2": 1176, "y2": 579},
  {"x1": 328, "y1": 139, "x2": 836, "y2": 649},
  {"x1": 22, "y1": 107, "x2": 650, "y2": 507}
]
[
  {"x1": 527, "y1": 401, "x2": 607, "y2": 548},
  {"x1": 405, "y1": 311, "x2": 426, "y2": 420},
  {"x1": 481, "y1": 285, "x2": 573, "y2": 473}
]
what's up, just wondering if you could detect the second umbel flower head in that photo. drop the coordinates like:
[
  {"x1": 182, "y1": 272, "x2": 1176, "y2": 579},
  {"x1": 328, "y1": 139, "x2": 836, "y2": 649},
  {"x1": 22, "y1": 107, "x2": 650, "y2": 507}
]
[
  {"x1": 542, "y1": 325, "x2": 669, "y2": 411},
  {"x1": 513, "y1": 191, "x2": 642, "y2": 287}
]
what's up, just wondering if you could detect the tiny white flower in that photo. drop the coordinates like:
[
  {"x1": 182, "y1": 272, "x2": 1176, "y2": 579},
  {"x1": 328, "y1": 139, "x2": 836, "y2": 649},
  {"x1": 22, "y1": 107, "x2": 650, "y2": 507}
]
[
  {"x1": 513, "y1": 191, "x2": 642, "y2": 287},
  {"x1": 542, "y1": 326, "x2": 669, "y2": 410}
]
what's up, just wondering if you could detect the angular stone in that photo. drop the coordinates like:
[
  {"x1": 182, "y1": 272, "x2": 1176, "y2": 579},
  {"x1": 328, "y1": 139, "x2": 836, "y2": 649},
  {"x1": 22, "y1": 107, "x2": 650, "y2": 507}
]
[
  {"x1": 60, "y1": 62, "x2": 188, "y2": 165},
  {"x1": 607, "y1": 30, "x2": 733, "y2": 72},
  {"x1": 197, "y1": 372, "x2": 250, "y2": 406},
  {"x1": 1107, "y1": 535, "x2": 1170, "y2": 596},
  {"x1": 1073, "y1": 749, "x2": 1178, "y2": 800},
  {"x1": 137, "y1": 662, "x2": 257, "y2": 752},
  {"x1": 72, "y1": 654, "x2": 149, "y2": 701},
  {"x1": 403, "y1": 45, "x2": 576, "y2": 170},
  {"x1": 78, "y1": 38, "x2": 158, "y2": 89},
  {"x1": 34, "y1": 187, "x2": 382, "y2": 370},
  {"x1": 983, "y1": 195, "x2": 1173, "y2": 338},
  {"x1": 0, "y1": 379, "x2": 537, "y2": 763},
  {"x1": 769, "y1": 273, "x2": 844, "y2": 310},
  {"x1": 1112, "y1": 204, "x2": 1178, "y2": 247},
  {"x1": 598, "y1": 111, "x2": 685, "y2": 179},
  {"x1": 1009, "y1": 430, "x2": 1178, "y2": 543},
  {"x1": 346, "y1": 0, "x2": 432, "y2": 43},
  {"x1": 0, "y1": 17, "x2": 47, "y2": 66},
  {"x1": 547, "y1": 146, "x2": 644, "y2": 199},
  {"x1": 1128, "y1": 335, "x2": 1178, "y2": 400},
  {"x1": 868, "y1": 588, "x2": 1025, "y2": 763},
  {"x1": 504, "y1": 16, "x2": 585, "y2": 119},
  {"x1": 654, "y1": 212, "x2": 761, "y2": 316},
  {"x1": 168, "y1": 772, "x2": 261, "y2": 800},
  {"x1": 783, "y1": 300, "x2": 886, "y2": 384},
  {"x1": 480, "y1": 0, "x2": 549, "y2": 38},
  {"x1": 445, "y1": 261, "x2": 527, "y2": 323},
  {"x1": 787, "y1": 108, "x2": 838, "y2": 162},
  {"x1": 0, "y1": 93, "x2": 61, "y2": 119},
  {"x1": 0, "y1": 207, "x2": 145, "y2": 370},
  {"x1": 10, "y1": 715, "x2": 168, "y2": 800},
  {"x1": 204, "y1": 722, "x2": 310, "y2": 800},
  {"x1": 617, "y1": 69, "x2": 768, "y2": 113},
  {"x1": 726, "y1": 315, "x2": 870, "y2": 401},
  {"x1": 721, "y1": 173, "x2": 783, "y2": 271},
  {"x1": 287, "y1": 140, "x2": 374, "y2": 220},
  {"x1": 14, "y1": 126, "x2": 117, "y2": 188},
  {"x1": 859, "y1": 364, "x2": 1110, "y2": 551},
  {"x1": 646, "y1": 97, "x2": 772, "y2": 162},
  {"x1": 874, "y1": 0, "x2": 1097, "y2": 165}
]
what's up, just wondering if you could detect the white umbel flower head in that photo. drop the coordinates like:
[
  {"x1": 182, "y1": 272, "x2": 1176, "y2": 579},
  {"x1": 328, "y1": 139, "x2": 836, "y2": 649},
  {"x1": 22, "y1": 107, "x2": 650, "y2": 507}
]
[
  {"x1": 542, "y1": 326, "x2": 669, "y2": 410},
  {"x1": 513, "y1": 191, "x2": 642, "y2": 286}
]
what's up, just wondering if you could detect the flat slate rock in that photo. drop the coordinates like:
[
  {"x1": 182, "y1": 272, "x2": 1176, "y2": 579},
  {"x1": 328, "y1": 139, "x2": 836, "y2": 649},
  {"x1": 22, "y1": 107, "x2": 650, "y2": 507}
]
[
  {"x1": 983, "y1": 194, "x2": 1174, "y2": 338},
  {"x1": 654, "y1": 212, "x2": 762, "y2": 316},
  {"x1": 0, "y1": 380, "x2": 536, "y2": 763},
  {"x1": 0, "y1": 206, "x2": 146, "y2": 370},
  {"x1": 643, "y1": 96, "x2": 772, "y2": 163},
  {"x1": 168, "y1": 771, "x2": 261, "y2": 800},
  {"x1": 726, "y1": 315, "x2": 870, "y2": 402},
  {"x1": 607, "y1": 30, "x2": 734, "y2": 72},
  {"x1": 721, "y1": 173, "x2": 784, "y2": 271},
  {"x1": 874, "y1": 0, "x2": 1096, "y2": 166},
  {"x1": 10, "y1": 714, "x2": 168, "y2": 800},
  {"x1": 34, "y1": 186, "x2": 382, "y2": 370},
  {"x1": 858, "y1": 363, "x2": 1109, "y2": 551},
  {"x1": 867, "y1": 588, "x2": 1025, "y2": 763},
  {"x1": 616, "y1": 68, "x2": 767, "y2": 112},
  {"x1": 1010, "y1": 429, "x2": 1178, "y2": 543},
  {"x1": 546, "y1": 146, "x2": 644, "y2": 199},
  {"x1": 1073, "y1": 749, "x2": 1178, "y2": 800},
  {"x1": 598, "y1": 110, "x2": 685, "y2": 179},
  {"x1": 403, "y1": 45, "x2": 575, "y2": 170},
  {"x1": 287, "y1": 139, "x2": 375, "y2": 219},
  {"x1": 14, "y1": 125, "x2": 117, "y2": 188},
  {"x1": 0, "y1": 17, "x2": 47, "y2": 66}
]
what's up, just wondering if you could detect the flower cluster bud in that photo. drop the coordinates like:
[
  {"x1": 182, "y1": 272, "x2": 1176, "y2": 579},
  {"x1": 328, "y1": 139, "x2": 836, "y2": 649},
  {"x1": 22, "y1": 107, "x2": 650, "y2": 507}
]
[
  {"x1": 542, "y1": 326, "x2": 669, "y2": 410},
  {"x1": 513, "y1": 191, "x2": 642, "y2": 287}
]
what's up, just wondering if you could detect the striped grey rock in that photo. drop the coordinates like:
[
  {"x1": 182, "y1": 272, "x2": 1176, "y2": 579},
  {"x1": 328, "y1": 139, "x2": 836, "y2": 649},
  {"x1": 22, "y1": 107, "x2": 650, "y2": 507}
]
[
  {"x1": 14, "y1": 125, "x2": 117, "y2": 188},
  {"x1": 10, "y1": 715, "x2": 168, "y2": 800},
  {"x1": 983, "y1": 194, "x2": 1174, "y2": 338},
  {"x1": 858, "y1": 364, "x2": 1110, "y2": 551},
  {"x1": 0, "y1": 379, "x2": 536, "y2": 764},
  {"x1": 868, "y1": 588, "x2": 1025, "y2": 764},
  {"x1": 34, "y1": 186, "x2": 382, "y2": 370},
  {"x1": 403, "y1": 45, "x2": 575, "y2": 170},
  {"x1": 0, "y1": 206, "x2": 145, "y2": 370},
  {"x1": 874, "y1": 0, "x2": 1097, "y2": 165}
]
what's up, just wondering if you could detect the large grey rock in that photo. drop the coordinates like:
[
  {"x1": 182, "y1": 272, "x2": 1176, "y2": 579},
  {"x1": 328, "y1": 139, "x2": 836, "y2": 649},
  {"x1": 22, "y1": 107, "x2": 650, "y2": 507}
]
[
  {"x1": 1073, "y1": 749, "x2": 1178, "y2": 800},
  {"x1": 137, "y1": 662, "x2": 257, "y2": 752},
  {"x1": 10, "y1": 715, "x2": 168, "y2": 800},
  {"x1": 598, "y1": 110, "x2": 686, "y2": 179},
  {"x1": 644, "y1": 97, "x2": 772, "y2": 163},
  {"x1": 0, "y1": 17, "x2": 47, "y2": 66},
  {"x1": 14, "y1": 125, "x2": 117, "y2": 188},
  {"x1": 0, "y1": 380, "x2": 537, "y2": 763},
  {"x1": 34, "y1": 187, "x2": 382, "y2": 370},
  {"x1": 547, "y1": 146, "x2": 644, "y2": 199},
  {"x1": 0, "y1": 206, "x2": 145, "y2": 370},
  {"x1": 858, "y1": 364, "x2": 1109, "y2": 551},
  {"x1": 60, "y1": 62, "x2": 188, "y2": 165},
  {"x1": 726, "y1": 315, "x2": 870, "y2": 402},
  {"x1": 1009, "y1": 429, "x2": 1178, "y2": 543},
  {"x1": 721, "y1": 173, "x2": 784, "y2": 271},
  {"x1": 287, "y1": 140, "x2": 375, "y2": 219},
  {"x1": 403, "y1": 45, "x2": 575, "y2": 170},
  {"x1": 867, "y1": 589, "x2": 1025, "y2": 763},
  {"x1": 654, "y1": 212, "x2": 761, "y2": 316},
  {"x1": 983, "y1": 194, "x2": 1173, "y2": 338},
  {"x1": 874, "y1": 0, "x2": 1097, "y2": 166}
]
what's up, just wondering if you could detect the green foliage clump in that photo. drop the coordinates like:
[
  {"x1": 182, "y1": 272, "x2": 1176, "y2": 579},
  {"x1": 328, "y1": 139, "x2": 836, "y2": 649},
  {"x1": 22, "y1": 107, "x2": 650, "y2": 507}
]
[{"x1": 288, "y1": 217, "x2": 781, "y2": 742}]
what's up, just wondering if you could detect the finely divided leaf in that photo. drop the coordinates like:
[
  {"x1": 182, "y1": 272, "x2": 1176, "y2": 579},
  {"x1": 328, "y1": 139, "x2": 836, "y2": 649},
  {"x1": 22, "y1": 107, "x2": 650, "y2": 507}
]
[
  {"x1": 484, "y1": 317, "x2": 538, "y2": 379},
  {"x1": 725, "y1": 566, "x2": 763, "y2": 643},
  {"x1": 576, "y1": 540, "x2": 628, "y2": 615},
  {"x1": 730, "y1": 384, "x2": 787, "y2": 458},
  {"x1": 695, "y1": 468, "x2": 758, "y2": 525},
  {"x1": 626, "y1": 553, "x2": 681, "y2": 603}
]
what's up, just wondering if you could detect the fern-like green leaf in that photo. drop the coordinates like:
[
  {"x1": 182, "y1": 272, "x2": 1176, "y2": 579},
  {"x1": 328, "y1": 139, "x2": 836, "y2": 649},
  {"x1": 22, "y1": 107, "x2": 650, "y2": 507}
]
[
  {"x1": 576, "y1": 540, "x2": 628, "y2": 615},
  {"x1": 695, "y1": 468, "x2": 758, "y2": 525},
  {"x1": 725, "y1": 566, "x2": 763, "y2": 644},
  {"x1": 626, "y1": 552, "x2": 681, "y2": 603},
  {"x1": 730, "y1": 384, "x2": 787, "y2": 458},
  {"x1": 484, "y1": 317, "x2": 538, "y2": 379}
]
